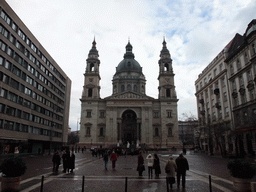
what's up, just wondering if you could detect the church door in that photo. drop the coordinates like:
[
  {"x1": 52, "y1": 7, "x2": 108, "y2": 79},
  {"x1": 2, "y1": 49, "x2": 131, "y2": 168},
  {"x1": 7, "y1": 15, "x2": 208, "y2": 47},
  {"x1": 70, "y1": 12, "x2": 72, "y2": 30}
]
[{"x1": 121, "y1": 110, "x2": 137, "y2": 146}]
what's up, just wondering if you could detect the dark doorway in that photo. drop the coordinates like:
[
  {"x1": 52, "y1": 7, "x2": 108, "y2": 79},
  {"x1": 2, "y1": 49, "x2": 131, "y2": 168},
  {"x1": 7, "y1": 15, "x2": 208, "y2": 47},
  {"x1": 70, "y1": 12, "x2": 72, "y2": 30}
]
[{"x1": 121, "y1": 110, "x2": 137, "y2": 145}]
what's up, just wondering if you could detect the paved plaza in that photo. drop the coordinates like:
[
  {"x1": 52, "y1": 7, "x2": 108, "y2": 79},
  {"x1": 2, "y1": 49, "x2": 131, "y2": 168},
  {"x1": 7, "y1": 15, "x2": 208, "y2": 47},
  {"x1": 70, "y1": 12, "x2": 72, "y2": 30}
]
[{"x1": 1, "y1": 150, "x2": 238, "y2": 191}]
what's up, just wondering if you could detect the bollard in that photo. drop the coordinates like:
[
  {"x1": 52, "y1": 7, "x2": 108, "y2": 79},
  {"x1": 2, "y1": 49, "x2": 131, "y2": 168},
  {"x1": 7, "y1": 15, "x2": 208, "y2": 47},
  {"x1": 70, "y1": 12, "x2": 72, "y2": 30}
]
[
  {"x1": 209, "y1": 175, "x2": 212, "y2": 192},
  {"x1": 40, "y1": 175, "x2": 44, "y2": 192},
  {"x1": 166, "y1": 177, "x2": 169, "y2": 192},
  {"x1": 82, "y1": 175, "x2": 85, "y2": 192},
  {"x1": 125, "y1": 177, "x2": 128, "y2": 192}
]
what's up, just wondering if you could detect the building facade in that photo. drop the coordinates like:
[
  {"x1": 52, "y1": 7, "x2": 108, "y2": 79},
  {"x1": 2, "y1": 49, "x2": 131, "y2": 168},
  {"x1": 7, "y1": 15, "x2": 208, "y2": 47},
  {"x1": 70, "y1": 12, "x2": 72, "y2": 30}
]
[
  {"x1": 195, "y1": 45, "x2": 233, "y2": 156},
  {"x1": 0, "y1": 1, "x2": 71, "y2": 154},
  {"x1": 79, "y1": 39, "x2": 179, "y2": 149},
  {"x1": 195, "y1": 19, "x2": 256, "y2": 157},
  {"x1": 225, "y1": 19, "x2": 256, "y2": 157}
]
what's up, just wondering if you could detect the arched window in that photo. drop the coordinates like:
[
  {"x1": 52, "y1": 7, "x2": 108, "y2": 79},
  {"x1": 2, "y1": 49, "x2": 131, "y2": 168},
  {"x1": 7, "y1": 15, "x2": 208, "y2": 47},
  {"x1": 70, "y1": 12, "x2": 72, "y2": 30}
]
[
  {"x1": 88, "y1": 88, "x2": 92, "y2": 97},
  {"x1": 166, "y1": 89, "x2": 171, "y2": 97},
  {"x1": 134, "y1": 85, "x2": 137, "y2": 92},
  {"x1": 90, "y1": 63, "x2": 94, "y2": 71},
  {"x1": 121, "y1": 85, "x2": 125, "y2": 92},
  {"x1": 164, "y1": 63, "x2": 169, "y2": 71},
  {"x1": 127, "y1": 84, "x2": 131, "y2": 90},
  {"x1": 155, "y1": 128, "x2": 159, "y2": 137}
]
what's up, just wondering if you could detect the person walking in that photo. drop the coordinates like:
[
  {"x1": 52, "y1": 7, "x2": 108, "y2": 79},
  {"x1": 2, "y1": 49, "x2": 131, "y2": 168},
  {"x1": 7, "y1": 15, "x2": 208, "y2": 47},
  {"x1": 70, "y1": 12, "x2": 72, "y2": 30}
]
[
  {"x1": 153, "y1": 154, "x2": 161, "y2": 178},
  {"x1": 52, "y1": 151, "x2": 61, "y2": 173},
  {"x1": 137, "y1": 152, "x2": 145, "y2": 176},
  {"x1": 146, "y1": 154, "x2": 154, "y2": 179},
  {"x1": 110, "y1": 151, "x2": 118, "y2": 170},
  {"x1": 62, "y1": 150, "x2": 69, "y2": 173},
  {"x1": 165, "y1": 156, "x2": 177, "y2": 189},
  {"x1": 103, "y1": 151, "x2": 109, "y2": 170},
  {"x1": 69, "y1": 152, "x2": 75, "y2": 173},
  {"x1": 175, "y1": 153, "x2": 189, "y2": 188}
]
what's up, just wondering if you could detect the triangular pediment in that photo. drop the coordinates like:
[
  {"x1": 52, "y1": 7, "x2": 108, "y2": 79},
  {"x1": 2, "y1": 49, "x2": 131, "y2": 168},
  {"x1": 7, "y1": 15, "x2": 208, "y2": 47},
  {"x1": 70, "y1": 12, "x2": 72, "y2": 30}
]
[{"x1": 104, "y1": 91, "x2": 154, "y2": 100}]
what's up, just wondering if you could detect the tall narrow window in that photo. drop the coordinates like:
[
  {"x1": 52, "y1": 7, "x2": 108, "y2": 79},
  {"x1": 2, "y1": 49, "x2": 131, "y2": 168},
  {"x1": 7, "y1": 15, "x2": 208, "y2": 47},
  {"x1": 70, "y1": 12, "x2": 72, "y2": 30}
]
[
  {"x1": 88, "y1": 88, "x2": 92, "y2": 97},
  {"x1": 155, "y1": 128, "x2": 159, "y2": 137},
  {"x1": 230, "y1": 64, "x2": 234, "y2": 75},
  {"x1": 89, "y1": 63, "x2": 94, "y2": 72},
  {"x1": 99, "y1": 127, "x2": 104, "y2": 136},
  {"x1": 164, "y1": 63, "x2": 169, "y2": 71},
  {"x1": 134, "y1": 85, "x2": 137, "y2": 92},
  {"x1": 168, "y1": 127, "x2": 173, "y2": 136},
  {"x1": 86, "y1": 127, "x2": 91, "y2": 136},
  {"x1": 166, "y1": 89, "x2": 171, "y2": 97},
  {"x1": 237, "y1": 59, "x2": 241, "y2": 70},
  {"x1": 252, "y1": 44, "x2": 256, "y2": 54},
  {"x1": 121, "y1": 85, "x2": 125, "y2": 92}
]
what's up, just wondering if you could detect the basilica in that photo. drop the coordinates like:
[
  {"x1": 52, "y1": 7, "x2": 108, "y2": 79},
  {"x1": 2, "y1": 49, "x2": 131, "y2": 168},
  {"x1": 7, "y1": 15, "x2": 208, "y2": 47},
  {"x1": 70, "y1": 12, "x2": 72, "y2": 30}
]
[{"x1": 79, "y1": 39, "x2": 179, "y2": 149}]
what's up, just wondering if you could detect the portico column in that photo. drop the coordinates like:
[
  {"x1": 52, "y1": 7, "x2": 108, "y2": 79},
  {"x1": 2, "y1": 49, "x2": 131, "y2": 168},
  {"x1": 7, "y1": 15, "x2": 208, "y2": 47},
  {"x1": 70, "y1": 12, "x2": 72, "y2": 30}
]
[{"x1": 117, "y1": 119, "x2": 122, "y2": 144}]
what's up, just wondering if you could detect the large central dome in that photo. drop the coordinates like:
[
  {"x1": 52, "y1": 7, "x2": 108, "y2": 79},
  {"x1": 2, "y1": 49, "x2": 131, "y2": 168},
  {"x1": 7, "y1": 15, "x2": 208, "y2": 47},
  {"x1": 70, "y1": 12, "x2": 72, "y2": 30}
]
[{"x1": 115, "y1": 41, "x2": 142, "y2": 74}]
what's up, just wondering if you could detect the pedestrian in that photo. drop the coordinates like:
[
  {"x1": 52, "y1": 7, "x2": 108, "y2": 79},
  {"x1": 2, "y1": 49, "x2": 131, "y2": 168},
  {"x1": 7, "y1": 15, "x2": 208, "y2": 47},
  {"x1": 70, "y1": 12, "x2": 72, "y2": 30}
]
[
  {"x1": 153, "y1": 154, "x2": 161, "y2": 178},
  {"x1": 165, "y1": 156, "x2": 177, "y2": 189},
  {"x1": 62, "y1": 150, "x2": 69, "y2": 173},
  {"x1": 52, "y1": 151, "x2": 57, "y2": 172},
  {"x1": 52, "y1": 151, "x2": 61, "y2": 173},
  {"x1": 82, "y1": 147, "x2": 84, "y2": 153},
  {"x1": 146, "y1": 154, "x2": 154, "y2": 179},
  {"x1": 110, "y1": 151, "x2": 118, "y2": 170},
  {"x1": 69, "y1": 152, "x2": 75, "y2": 173},
  {"x1": 103, "y1": 151, "x2": 109, "y2": 170},
  {"x1": 137, "y1": 152, "x2": 145, "y2": 176},
  {"x1": 175, "y1": 153, "x2": 189, "y2": 188}
]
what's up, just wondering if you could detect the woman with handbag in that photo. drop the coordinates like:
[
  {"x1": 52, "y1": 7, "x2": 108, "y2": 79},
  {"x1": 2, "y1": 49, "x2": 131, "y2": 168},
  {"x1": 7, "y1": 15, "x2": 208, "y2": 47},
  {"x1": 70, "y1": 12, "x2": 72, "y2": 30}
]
[
  {"x1": 137, "y1": 152, "x2": 145, "y2": 176},
  {"x1": 165, "y1": 156, "x2": 177, "y2": 189}
]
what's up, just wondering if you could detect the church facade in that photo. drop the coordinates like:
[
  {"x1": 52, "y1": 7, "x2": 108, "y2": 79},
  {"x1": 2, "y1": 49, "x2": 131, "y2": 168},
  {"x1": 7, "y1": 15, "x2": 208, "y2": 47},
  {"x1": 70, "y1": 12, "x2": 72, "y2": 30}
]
[{"x1": 79, "y1": 39, "x2": 179, "y2": 149}]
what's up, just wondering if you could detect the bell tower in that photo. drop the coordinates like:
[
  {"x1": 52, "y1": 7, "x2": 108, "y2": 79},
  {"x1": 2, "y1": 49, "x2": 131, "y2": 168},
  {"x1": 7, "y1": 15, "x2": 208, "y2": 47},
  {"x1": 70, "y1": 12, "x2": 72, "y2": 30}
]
[
  {"x1": 82, "y1": 38, "x2": 101, "y2": 99},
  {"x1": 158, "y1": 38, "x2": 177, "y2": 100}
]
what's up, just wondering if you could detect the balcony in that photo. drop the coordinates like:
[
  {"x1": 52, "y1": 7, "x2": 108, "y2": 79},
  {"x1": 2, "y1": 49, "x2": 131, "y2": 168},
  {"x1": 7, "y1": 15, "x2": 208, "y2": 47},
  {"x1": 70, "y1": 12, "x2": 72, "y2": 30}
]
[
  {"x1": 239, "y1": 87, "x2": 245, "y2": 95},
  {"x1": 247, "y1": 80, "x2": 254, "y2": 90},
  {"x1": 214, "y1": 88, "x2": 220, "y2": 95},
  {"x1": 232, "y1": 91, "x2": 238, "y2": 98},
  {"x1": 200, "y1": 110, "x2": 205, "y2": 116},
  {"x1": 215, "y1": 103, "x2": 221, "y2": 109},
  {"x1": 199, "y1": 99, "x2": 204, "y2": 105}
]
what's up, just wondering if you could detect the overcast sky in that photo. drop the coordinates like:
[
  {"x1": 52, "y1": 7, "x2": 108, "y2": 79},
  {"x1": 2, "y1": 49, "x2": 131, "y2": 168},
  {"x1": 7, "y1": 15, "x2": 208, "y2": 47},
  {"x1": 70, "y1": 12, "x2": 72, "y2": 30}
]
[{"x1": 5, "y1": 0, "x2": 256, "y2": 131}]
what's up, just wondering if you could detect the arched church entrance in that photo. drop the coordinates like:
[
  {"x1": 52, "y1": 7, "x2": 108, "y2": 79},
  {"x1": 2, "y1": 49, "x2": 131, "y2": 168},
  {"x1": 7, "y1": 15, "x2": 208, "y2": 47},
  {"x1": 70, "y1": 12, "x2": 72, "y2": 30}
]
[{"x1": 121, "y1": 110, "x2": 137, "y2": 146}]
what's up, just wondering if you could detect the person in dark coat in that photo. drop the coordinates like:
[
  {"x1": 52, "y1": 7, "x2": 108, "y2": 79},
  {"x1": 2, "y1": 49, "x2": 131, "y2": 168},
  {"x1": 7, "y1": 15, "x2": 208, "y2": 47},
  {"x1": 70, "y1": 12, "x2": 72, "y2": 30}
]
[
  {"x1": 137, "y1": 152, "x2": 145, "y2": 176},
  {"x1": 175, "y1": 153, "x2": 189, "y2": 188},
  {"x1": 69, "y1": 152, "x2": 75, "y2": 173},
  {"x1": 153, "y1": 154, "x2": 161, "y2": 178},
  {"x1": 103, "y1": 151, "x2": 109, "y2": 170},
  {"x1": 52, "y1": 151, "x2": 61, "y2": 173},
  {"x1": 62, "y1": 150, "x2": 69, "y2": 173}
]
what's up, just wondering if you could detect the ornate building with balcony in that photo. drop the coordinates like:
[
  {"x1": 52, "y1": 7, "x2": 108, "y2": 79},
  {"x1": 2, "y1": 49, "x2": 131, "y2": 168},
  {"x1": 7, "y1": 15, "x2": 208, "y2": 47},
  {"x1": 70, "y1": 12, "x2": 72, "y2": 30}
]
[
  {"x1": 225, "y1": 19, "x2": 256, "y2": 157},
  {"x1": 195, "y1": 19, "x2": 256, "y2": 157}
]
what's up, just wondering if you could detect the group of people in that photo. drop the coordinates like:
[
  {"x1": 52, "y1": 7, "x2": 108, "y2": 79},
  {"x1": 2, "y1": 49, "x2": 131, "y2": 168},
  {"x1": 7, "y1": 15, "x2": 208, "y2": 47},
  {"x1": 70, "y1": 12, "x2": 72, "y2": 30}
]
[
  {"x1": 138, "y1": 152, "x2": 189, "y2": 189},
  {"x1": 165, "y1": 153, "x2": 189, "y2": 189},
  {"x1": 137, "y1": 153, "x2": 161, "y2": 178},
  {"x1": 52, "y1": 150, "x2": 76, "y2": 173}
]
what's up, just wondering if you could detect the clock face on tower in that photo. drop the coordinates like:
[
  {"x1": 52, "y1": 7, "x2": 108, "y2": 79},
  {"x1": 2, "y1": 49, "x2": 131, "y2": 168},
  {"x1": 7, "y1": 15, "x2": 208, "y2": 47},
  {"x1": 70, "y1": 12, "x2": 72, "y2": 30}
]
[{"x1": 165, "y1": 78, "x2": 170, "y2": 82}]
